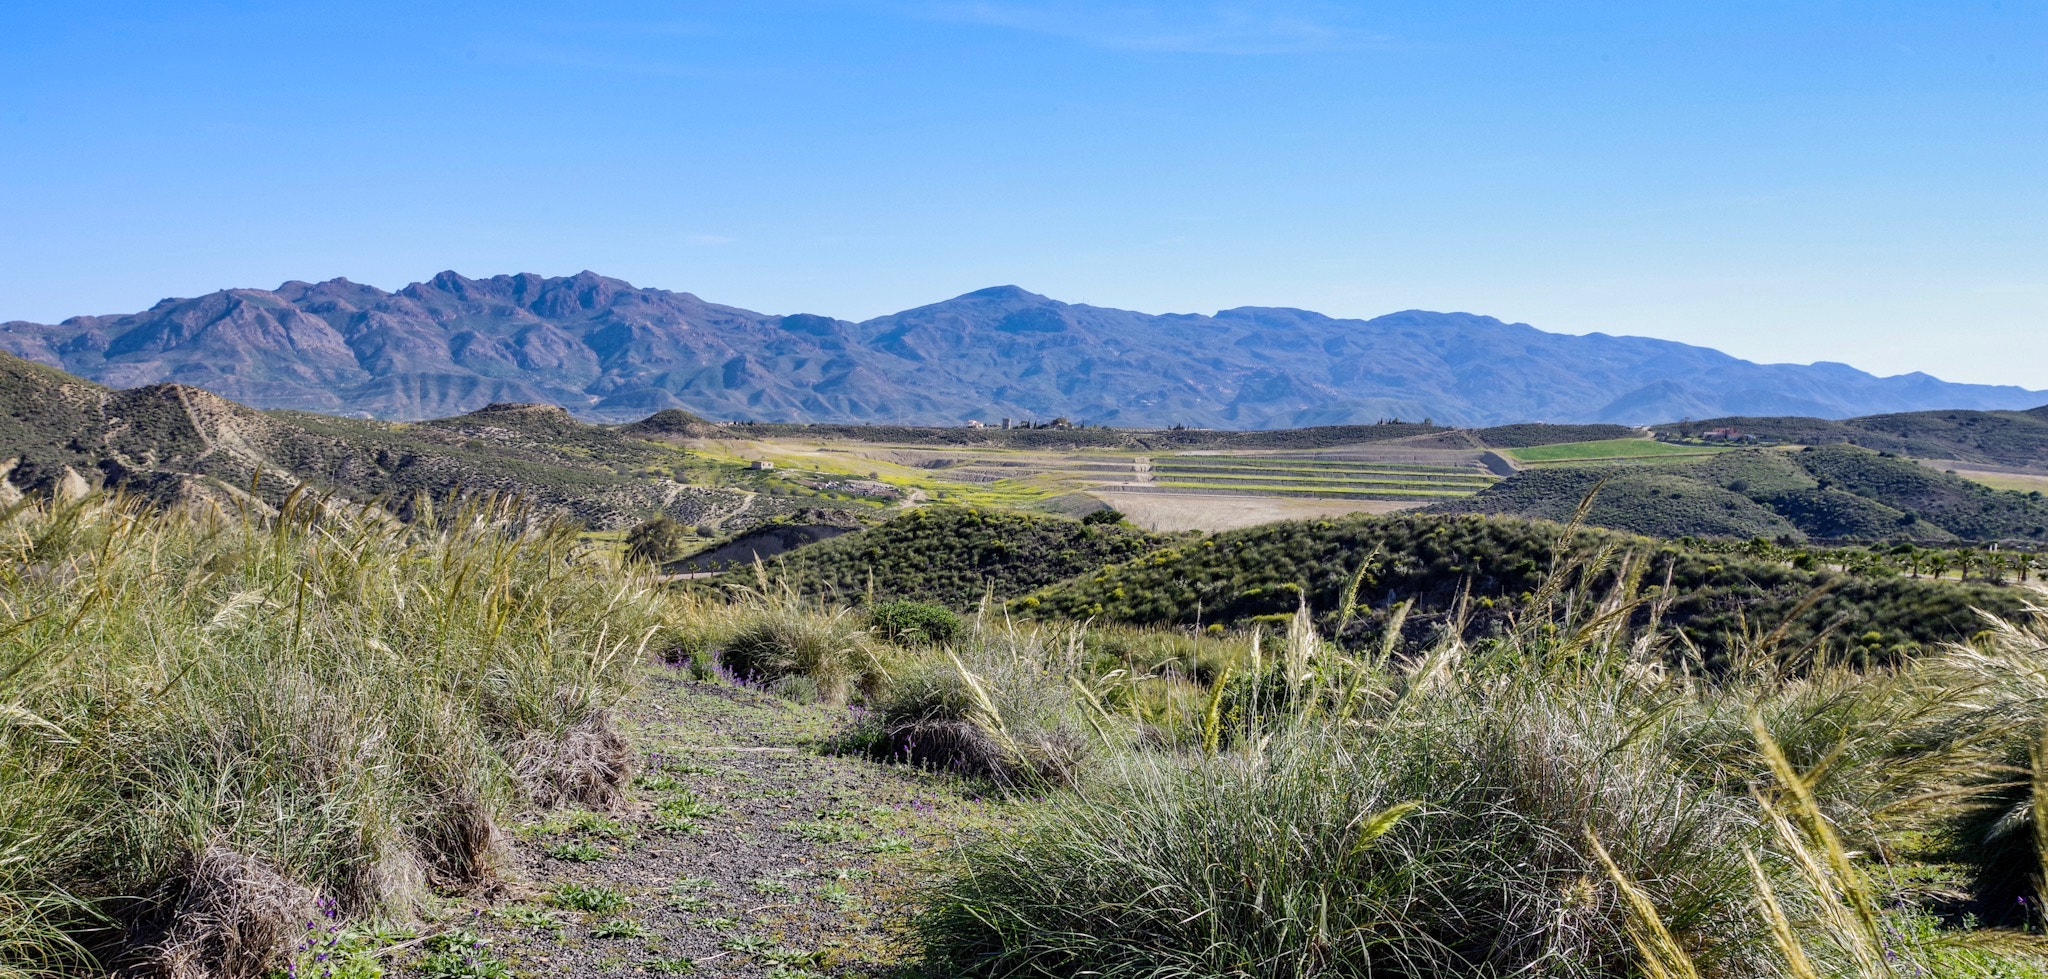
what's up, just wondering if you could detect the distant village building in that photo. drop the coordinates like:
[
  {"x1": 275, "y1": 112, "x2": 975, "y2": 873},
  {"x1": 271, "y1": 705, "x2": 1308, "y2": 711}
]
[
  {"x1": 1000, "y1": 418, "x2": 1012, "y2": 430},
  {"x1": 749, "y1": 460, "x2": 776, "y2": 471},
  {"x1": 1701, "y1": 427, "x2": 1758, "y2": 444},
  {"x1": 966, "y1": 419, "x2": 985, "y2": 429}
]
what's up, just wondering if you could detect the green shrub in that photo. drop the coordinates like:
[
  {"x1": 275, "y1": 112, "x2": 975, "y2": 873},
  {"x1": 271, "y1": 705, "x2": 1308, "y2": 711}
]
[
  {"x1": 855, "y1": 621, "x2": 1098, "y2": 787},
  {"x1": 626, "y1": 515, "x2": 691, "y2": 564},
  {"x1": 868, "y1": 600, "x2": 961, "y2": 646},
  {"x1": 919, "y1": 661, "x2": 1770, "y2": 977},
  {"x1": 721, "y1": 606, "x2": 887, "y2": 703}
]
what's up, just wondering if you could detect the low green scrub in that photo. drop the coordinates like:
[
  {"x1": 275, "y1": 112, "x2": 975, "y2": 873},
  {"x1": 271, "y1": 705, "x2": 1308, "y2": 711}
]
[
  {"x1": 1474, "y1": 422, "x2": 1641, "y2": 448},
  {"x1": 867, "y1": 600, "x2": 962, "y2": 646},
  {"x1": 706, "y1": 506, "x2": 1169, "y2": 608},
  {"x1": 1020, "y1": 512, "x2": 2022, "y2": 661},
  {"x1": 1443, "y1": 445, "x2": 2048, "y2": 542}
]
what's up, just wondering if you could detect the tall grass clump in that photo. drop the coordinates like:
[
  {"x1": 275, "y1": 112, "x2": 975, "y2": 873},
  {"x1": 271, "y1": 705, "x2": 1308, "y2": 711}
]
[
  {"x1": 918, "y1": 619, "x2": 1776, "y2": 978},
  {"x1": 0, "y1": 491, "x2": 668, "y2": 976},
  {"x1": 722, "y1": 603, "x2": 889, "y2": 703},
  {"x1": 856, "y1": 612, "x2": 1103, "y2": 787},
  {"x1": 917, "y1": 533, "x2": 2048, "y2": 977}
]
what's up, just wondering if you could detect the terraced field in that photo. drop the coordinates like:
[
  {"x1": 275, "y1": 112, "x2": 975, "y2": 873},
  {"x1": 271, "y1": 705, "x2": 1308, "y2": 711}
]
[
  {"x1": 1146, "y1": 455, "x2": 1495, "y2": 499},
  {"x1": 1502, "y1": 438, "x2": 1740, "y2": 467},
  {"x1": 678, "y1": 435, "x2": 1500, "y2": 529}
]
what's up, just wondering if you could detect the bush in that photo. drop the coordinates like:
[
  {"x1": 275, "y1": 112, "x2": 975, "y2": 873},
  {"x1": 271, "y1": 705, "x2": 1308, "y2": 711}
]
[
  {"x1": 868, "y1": 600, "x2": 961, "y2": 646},
  {"x1": 625, "y1": 515, "x2": 690, "y2": 564},
  {"x1": 721, "y1": 607, "x2": 886, "y2": 704},
  {"x1": 919, "y1": 665, "x2": 1770, "y2": 977},
  {"x1": 1080, "y1": 507, "x2": 1125, "y2": 526},
  {"x1": 856, "y1": 621, "x2": 1097, "y2": 787}
]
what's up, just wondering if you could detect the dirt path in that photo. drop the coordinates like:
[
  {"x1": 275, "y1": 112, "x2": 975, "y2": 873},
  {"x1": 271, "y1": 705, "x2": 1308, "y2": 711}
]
[{"x1": 404, "y1": 668, "x2": 994, "y2": 978}]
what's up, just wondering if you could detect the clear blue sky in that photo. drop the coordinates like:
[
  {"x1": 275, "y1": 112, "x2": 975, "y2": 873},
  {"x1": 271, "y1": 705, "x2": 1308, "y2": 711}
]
[{"x1": 3, "y1": 1, "x2": 2043, "y2": 387}]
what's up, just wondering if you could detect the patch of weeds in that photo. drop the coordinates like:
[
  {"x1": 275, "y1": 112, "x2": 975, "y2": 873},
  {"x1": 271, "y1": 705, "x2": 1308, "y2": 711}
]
[
  {"x1": 863, "y1": 836, "x2": 912, "y2": 853},
  {"x1": 657, "y1": 790, "x2": 724, "y2": 820},
  {"x1": 667, "y1": 893, "x2": 713, "y2": 912},
  {"x1": 568, "y1": 811, "x2": 633, "y2": 839},
  {"x1": 490, "y1": 904, "x2": 566, "y2": 936},
  {"x1": 764, "y1": 947, "x2": 821, "y2": 966},
  {"x1": 817, "y1": 881, "x2": 854, "y2": 907},
  {"x1": 782, "y1": 819, "x2": 869, "y2": 845},
  {"x1": 766, "y1": 967, "x2": 825, "y2": 979},
  {"x1": 545, "y1": 839, "x2": 608, "y2": 862},
  {"x1": 749, "y1": 876, "x2": 793, "y2": 896},
  {"x1": 635, "y1": 773, "x2": 684, "y2": 792},
  {"x1": 700, "y1": 916, "x2": 739, "y2": 931},
  {"x1": 280, "y1": 917, "x2": 383, "y2": 979},
  {"x1": 640, "y1": 957, "x2": 699, "y2": 975},
  {"x1": 721, "y1": 933, "x2": 776, "y2": 955},
  {"x1": 652, "y1": 813, "x2": 703, "y2": 835},
  {"x1": 674, "y1": 876, "x2": 720, "y2": 892},
  {"x1": 552, "y1": 883, "x2": 631, "y2": 914},
  {"x1": 416, "y1": 931, "x2": 511, "y2": 979},
  {"x1": 590, "y1": 917, "x2": 651, "y2": 940}
]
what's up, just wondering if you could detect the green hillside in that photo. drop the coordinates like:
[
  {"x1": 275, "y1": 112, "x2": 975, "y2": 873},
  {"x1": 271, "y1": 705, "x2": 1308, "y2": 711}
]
[
  {"x1": 711, "y1": 506, "x2": 1171, "y2": 607},
  {"x1": 1665, "y1": 407, "x2": 2048, "y2": 468},
  {"x1": 1440, "y1": 445, "x2": 2048, "y2": 542},
  {"x1": 1018, "y1": 512, "x2": 2021, "y2": 660}
]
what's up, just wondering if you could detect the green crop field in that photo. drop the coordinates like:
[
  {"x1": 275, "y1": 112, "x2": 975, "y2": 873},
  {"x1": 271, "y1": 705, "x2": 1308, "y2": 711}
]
[
  {"x1": 1153, "y1": 481, "x2": 1479, "y2": 498},
  {"x1": 1151, "y1": 468, "x2": 1493, "y2": 486},
  {"x1": 1504, "y1": 438, "x2": 1738, "y2": 464}
]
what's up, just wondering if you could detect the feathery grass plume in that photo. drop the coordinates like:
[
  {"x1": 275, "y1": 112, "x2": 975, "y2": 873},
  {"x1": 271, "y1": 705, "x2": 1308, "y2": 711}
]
[
  {"x1": 1588, "y1": 828, "x2": 1701, "y2": 979},
  {"x1": 1332, "y1": 544, "x2": 1380, "y2": 639},
  {"x1": 1749, "y1": 712, "x2": 1896, "y2": 977},
  {"x1": 2034, "y1": 723, "x2": 2048, "y2": 905},
  {"x1": 1742, "y1": 848, "x2": 1823, "y2": 979}
]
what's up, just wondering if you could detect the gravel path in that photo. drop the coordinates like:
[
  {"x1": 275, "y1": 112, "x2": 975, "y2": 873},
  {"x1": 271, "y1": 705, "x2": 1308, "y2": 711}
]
[{"x1": 403, "y1": 668, "x2": 995, "y2": 978}]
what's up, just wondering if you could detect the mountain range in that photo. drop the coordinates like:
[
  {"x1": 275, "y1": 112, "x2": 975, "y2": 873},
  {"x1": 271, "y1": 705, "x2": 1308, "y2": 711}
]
[{"x1": 3, "y1": 271, "x2": 2040, "y2": 428}]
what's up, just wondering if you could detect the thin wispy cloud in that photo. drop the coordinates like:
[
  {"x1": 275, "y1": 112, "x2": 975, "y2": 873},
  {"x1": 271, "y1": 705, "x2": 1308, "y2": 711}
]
[{"x1": 905, "y1": 1, "x2": 1391, "y2": 55}]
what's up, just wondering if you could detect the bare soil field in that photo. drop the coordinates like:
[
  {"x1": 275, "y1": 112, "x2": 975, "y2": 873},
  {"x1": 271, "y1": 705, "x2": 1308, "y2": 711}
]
[{"x1": 1090, "y1": 490, "x2": 1425, "y2": 531}]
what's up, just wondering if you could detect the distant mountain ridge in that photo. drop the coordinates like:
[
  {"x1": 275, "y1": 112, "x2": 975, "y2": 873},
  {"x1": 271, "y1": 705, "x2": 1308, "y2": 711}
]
[{"x1": 4, "y1": 271, "x2": 2040, "y2": 427}]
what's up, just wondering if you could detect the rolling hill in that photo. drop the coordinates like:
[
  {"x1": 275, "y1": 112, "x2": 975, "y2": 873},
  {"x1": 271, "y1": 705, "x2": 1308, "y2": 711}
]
[
  {"x1": 1434, "y1": 445, "x2": 2048, "y2": 543},
  {"x1": 4, "y1": 271, "x2": 2041, "y2": 428},
  {"x1": 1661, "y1": 408, "x2": 2048, "y2": 470},
  {"x1": 0, "y1": 351, "x2": 802, "y2": 530},
  {"x1": 1016, "y1": 512, "x2": 2025, "y2": 660}
]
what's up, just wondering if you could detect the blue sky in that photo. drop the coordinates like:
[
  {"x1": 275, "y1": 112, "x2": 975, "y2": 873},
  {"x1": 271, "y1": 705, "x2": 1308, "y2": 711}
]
[{"x1": 2, "y1": 1, "x2": 2043, "y2": 387}]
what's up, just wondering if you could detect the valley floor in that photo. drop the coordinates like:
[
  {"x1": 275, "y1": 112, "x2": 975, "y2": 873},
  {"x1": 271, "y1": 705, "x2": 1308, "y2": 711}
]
[{"x1": 400, "y1": 668, "x2": 999, "y2": 978}]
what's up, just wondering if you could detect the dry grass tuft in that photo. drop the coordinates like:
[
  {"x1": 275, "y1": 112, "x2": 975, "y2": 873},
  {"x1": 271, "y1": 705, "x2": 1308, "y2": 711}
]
[
  {"x1": 148, "y1": 845, "x2": 317, "y2": 979},
  {"x1": 513, "y1": 711, "x2": 635, "y2": 811}
]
